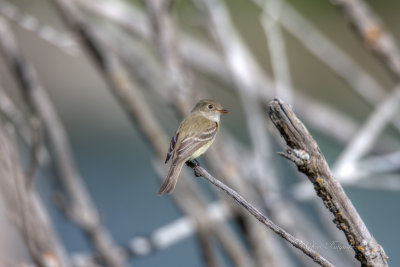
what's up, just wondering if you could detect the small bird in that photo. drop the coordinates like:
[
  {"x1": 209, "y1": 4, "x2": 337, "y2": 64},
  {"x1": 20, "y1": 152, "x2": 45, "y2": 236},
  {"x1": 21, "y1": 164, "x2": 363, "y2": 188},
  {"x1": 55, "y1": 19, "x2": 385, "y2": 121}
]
[{"x1": 158, "y1": 99, "x2": 229, "y2": 195}]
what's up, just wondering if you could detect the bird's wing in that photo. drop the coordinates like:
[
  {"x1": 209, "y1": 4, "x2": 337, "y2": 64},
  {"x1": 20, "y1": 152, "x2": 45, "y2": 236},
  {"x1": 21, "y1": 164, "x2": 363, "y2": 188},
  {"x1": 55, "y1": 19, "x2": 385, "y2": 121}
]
[
  {"x1": 165, "y1": 132, "x2": 179, "y2": 164},
  {"x1": 174, "y1": 122, "x2": 218, "y2": 161}
]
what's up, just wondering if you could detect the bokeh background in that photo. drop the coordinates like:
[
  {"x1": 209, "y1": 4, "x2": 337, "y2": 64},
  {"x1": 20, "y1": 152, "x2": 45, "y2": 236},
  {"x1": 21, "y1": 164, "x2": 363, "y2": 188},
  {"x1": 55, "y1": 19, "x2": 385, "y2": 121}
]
[{"x1": 0, "y1": 0, "x2": 399, "y2": 266}]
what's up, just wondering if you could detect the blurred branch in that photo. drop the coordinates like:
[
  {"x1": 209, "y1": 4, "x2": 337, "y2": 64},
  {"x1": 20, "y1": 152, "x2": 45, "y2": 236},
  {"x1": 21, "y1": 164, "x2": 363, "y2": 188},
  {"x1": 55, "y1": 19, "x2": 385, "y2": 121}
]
[
  {"x1": 0, "y1": 0, "x2": 79, "y2": 55},
  {"x1": 333, "y1": 85, "x2": 400, "y2": 178},
  {"x1": 331, "y1": 0, "x2": 400, "y2": 80},
  {"x1": 269, "y1": 98, "x2": 388, "y2": 266},
  {"x1": 0, "y1": 122, "x2": 70, "y2": 266},
  {"x1": 0, "y1": 16, "x2": 124, "y2": 267},
  {"x1": 278, "y1": 2, "x2": 400, "y2": 135},
  {"x1": 186, "y1": 161, "x2": 334, "y2": 267},
  {"x1": 259, "y1": 0, "x2": 293, "y2": 103},
  {"x1": 0, "y1": 85, "x2": 49, "y2": 168},
  {"x1": 0, "y1": 87, "x2": 31, "y2": 149},
  {"x1": 278, "y1": 2, "x2": 386, "y2": 105},
  {"x1": 145, "y1": 0, "x2": 193, "y2": 112},
  {"x1": 71, "y1": 201, "x2": 230, "y2": 265},
  {"x1": 356, "y1": 150, "x2": 400, "y2": 177}
]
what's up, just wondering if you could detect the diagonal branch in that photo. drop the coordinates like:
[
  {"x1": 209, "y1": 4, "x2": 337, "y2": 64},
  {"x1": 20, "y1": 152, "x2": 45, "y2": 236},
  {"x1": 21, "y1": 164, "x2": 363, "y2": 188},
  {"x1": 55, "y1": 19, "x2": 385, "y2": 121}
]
[
  {"x1": 186, "y1": 161, "x2": 334, "y2": 267},
  {"x1": 0, "y1": 122, "x2": 70, "y2": 267},
  {"x1": 331, "y1": 0, "x2": 400, "y2": 80},
  {"x1": 269, "y1": 98, "x2": 388, "y2": 266},
  {"x1": 0, "y1": 15, "x2": 124, "y2": 267},
  {"x1": 333, "y1": 85, "x2": 400, "y2": 178}
]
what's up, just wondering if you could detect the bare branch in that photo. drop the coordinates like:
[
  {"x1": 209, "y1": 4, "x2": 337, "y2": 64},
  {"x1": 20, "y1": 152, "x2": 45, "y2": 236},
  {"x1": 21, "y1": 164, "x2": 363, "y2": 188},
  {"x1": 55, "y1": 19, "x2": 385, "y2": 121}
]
[
  {"x1": 269, "y1": 98, "x2": 388, "y2": 266},
  {"x1": 186, "y1": 161, "x2": 334, "y2": 267}
]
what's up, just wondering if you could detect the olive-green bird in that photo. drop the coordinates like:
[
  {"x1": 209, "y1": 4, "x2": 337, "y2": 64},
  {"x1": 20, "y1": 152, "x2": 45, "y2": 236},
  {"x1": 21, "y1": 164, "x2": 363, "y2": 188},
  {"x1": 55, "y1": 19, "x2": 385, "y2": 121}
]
[{"x1": 158, "y1": 99, "x2": 229, "y2": 195}]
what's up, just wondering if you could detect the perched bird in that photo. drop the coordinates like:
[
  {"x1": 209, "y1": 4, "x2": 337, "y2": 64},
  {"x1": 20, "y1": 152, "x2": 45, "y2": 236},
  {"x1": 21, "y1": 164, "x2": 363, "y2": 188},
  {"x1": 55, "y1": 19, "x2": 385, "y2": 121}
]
[{"x1": 158, "y1": 99, "x2": 229, "y2": 195}]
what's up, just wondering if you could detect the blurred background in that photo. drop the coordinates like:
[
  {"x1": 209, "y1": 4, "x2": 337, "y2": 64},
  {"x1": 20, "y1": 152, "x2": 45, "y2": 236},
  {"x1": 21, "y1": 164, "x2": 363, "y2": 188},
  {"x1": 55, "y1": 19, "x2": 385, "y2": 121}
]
[{"x1": 0, "y1": 0, "x2": 399, "y2": 266}]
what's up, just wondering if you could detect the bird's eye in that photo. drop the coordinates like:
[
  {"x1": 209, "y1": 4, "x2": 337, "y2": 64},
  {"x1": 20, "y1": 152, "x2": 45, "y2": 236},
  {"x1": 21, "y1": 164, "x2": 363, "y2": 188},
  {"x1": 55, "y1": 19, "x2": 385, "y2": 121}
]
[{"x1": 208, "y1": 104, "x2": 213, "y2": 110}]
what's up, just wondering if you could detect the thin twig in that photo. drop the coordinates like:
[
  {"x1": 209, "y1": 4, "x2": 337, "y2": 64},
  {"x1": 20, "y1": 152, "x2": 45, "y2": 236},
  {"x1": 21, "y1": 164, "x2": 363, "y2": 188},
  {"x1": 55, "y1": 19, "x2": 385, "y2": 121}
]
[
  {"x1": 186, "y1": 161, "x2": 334, "y2": 267},
  {"x1": 269, "y1": 98, "x2": 388, "y2": 266}
]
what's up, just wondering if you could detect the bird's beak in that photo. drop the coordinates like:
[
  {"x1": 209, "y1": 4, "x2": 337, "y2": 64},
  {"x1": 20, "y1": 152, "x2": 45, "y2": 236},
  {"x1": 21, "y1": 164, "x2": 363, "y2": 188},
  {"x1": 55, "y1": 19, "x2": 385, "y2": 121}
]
[{"x1": 217, "y1": 109, "x2": 229, "y2": 114}]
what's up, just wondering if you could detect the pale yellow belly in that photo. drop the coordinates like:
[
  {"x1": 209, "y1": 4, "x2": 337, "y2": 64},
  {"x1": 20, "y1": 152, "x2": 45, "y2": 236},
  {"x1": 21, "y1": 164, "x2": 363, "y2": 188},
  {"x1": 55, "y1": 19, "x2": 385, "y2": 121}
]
[{"x1": 187, "y1": 139, "x2": 214, "y2": 161}]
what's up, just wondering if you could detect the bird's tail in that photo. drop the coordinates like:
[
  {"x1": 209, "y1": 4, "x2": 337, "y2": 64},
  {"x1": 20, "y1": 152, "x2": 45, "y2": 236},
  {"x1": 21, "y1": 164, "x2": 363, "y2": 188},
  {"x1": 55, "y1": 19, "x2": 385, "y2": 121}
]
[{"x1": 158, "y1": 160, "x2": 184, "y2": 195}]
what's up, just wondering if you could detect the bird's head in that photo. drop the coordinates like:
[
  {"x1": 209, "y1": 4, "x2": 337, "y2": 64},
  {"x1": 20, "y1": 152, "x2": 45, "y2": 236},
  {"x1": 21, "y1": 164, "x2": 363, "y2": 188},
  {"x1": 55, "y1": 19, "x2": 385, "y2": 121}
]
[{"x1": 192, "y1": 99, "x2": 229, "y2": 122}]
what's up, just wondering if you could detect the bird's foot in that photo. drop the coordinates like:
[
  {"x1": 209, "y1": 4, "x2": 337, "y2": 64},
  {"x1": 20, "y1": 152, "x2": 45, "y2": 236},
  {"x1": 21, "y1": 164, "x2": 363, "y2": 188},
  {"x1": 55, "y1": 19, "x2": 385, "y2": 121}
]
[
  {"x1": 186, "y1": 159, "x2": 202, "y2": 177},
  {"x1": 186, "y1": 159, "x2": 201, "y2": 168}
]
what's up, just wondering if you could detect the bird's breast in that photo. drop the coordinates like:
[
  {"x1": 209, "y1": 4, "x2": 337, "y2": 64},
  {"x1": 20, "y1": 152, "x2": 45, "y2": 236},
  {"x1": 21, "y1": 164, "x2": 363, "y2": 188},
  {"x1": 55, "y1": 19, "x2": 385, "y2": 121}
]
[{"x1": 187, "y1": 138, "x2": 215, "y2": 161}]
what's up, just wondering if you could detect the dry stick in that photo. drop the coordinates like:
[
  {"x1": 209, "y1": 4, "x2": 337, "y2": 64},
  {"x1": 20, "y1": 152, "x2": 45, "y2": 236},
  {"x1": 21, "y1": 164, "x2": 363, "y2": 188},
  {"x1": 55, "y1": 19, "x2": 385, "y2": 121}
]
[
  {"x1": 291, "y1": 85, "x2": 400, "y2": 201},
  {"x1": 185, "y1": 162, "x2": 334, "y2": 267},
  {"x1": 269, "y1": 98, "x2": 388, "y2": 267},
  {"x1": 0, "y1": 16, "x2": 124, "y2": 267},
  {"x1": 331, "y1": 0, "x2": 400, "y2": 80},
  {"x1": 0, "y1": 122, "x2": 70, "y2": 266}
]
